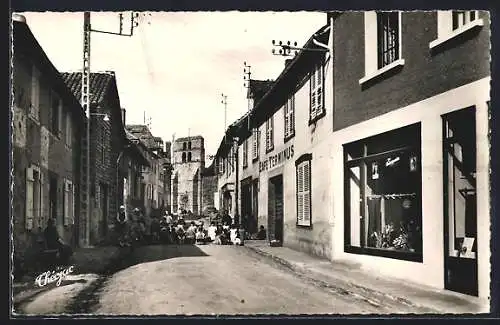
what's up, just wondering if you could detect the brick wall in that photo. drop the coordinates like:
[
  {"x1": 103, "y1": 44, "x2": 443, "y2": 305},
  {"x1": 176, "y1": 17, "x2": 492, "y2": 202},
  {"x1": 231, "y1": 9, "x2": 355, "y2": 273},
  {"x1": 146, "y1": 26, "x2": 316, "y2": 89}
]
[{"x1": 334, "y1": 11, "x2": 490, "y2": 131}]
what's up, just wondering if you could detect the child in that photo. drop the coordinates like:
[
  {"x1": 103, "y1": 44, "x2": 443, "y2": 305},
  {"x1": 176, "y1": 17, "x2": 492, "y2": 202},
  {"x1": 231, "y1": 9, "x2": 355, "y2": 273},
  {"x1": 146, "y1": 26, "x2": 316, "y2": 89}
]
[
  {"x1": 185, "y1": 222, "x2": 197, "y2": 244},
  {"x1": 195, "y1": 226, "x2": 206, "y2": 244},
  {"x1": 207, "y1": 222, "x2": 217, "y2": 242}
]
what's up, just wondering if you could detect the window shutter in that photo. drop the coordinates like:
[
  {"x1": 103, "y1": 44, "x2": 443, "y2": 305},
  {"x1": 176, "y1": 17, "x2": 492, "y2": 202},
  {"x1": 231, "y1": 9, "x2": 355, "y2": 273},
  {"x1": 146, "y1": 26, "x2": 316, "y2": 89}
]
[
  {"x1": 297, "y1": 164, "x2": 304, "y2": 223},
  {"x1": 284, "y1": 102, "x2": 289, "y2": 137},
  {"x1": 58, "y1": 99, "x2": 63, "y2": 135},
  {"x1": 70, "y1": 181, "x2": 75, "y2": 225},
  {"x1": 303, "y1": 161, "x2": 311, "y2": 224},
  {"x1": 25, "y1": 168, "x2": 34, "y2": 230},
  {"x1": 290, "y1": 96, "x2": 295, "y2": 133},
  {"x1": 39, "y1": 171, "x2": 44, "y2": 227}
]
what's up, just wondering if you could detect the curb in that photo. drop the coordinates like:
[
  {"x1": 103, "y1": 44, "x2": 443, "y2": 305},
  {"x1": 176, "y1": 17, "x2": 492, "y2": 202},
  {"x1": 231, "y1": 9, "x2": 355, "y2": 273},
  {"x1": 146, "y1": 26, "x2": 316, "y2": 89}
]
[{"x1": 244, "y1": 245, "x2": 440, "y2": 313}]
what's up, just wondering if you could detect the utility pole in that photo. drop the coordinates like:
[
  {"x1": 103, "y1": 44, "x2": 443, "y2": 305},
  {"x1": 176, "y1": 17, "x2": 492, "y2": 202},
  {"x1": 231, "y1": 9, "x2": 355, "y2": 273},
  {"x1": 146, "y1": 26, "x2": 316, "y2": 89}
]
[
  {"x1": 243, "y1": 61, "x2": 251, "y2": 112},
  {"x1": 81, "y1": 11, "x2": 140, "y2": 247}
]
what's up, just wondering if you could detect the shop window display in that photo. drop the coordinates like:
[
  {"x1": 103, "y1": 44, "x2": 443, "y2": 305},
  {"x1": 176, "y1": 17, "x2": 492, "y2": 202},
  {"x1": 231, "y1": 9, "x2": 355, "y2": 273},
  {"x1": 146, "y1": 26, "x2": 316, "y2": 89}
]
[{"x1": 344, "y1": 123, "x2": 423, "y2": 261}]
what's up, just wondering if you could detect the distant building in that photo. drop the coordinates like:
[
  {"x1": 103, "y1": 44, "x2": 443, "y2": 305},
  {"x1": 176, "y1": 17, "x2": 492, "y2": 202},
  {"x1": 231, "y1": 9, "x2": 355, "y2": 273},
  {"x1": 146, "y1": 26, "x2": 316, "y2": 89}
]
[
  {"x1": 126, "y1": 125, "x2": 170, "y2": 217},
  {"x1": 171, "y1": 136, "x2": 205, "y2": 215},
  {"x1": 201, "y1": 161, "x2": 218, "y2": 215}
]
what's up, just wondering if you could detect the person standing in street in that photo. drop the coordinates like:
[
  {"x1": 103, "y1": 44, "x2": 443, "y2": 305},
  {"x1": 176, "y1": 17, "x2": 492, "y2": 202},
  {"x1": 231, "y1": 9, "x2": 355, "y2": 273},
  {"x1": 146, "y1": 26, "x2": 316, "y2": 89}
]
[
  {"x1": 116, "y1": 205, "x2": 129, "y2": 247},
  {"x1": 222, "y1": 210, "x2": 232, "y2": 226}
]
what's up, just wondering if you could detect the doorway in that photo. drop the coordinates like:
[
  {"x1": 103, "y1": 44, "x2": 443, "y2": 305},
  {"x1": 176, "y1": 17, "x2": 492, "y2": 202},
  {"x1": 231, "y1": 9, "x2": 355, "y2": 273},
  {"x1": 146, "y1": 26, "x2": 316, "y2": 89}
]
[
  {"x1": 442, "y1": 107, "x2": 478, "y2": 296},
  {"x1": 268, "y1": 175, "x2": 284, "y2": 244}
]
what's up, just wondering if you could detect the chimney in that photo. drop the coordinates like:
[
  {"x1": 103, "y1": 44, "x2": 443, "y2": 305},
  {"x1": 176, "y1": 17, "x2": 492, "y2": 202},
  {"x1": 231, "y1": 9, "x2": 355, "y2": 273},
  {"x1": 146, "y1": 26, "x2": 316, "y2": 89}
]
[
  {"x1": 285, "y1": 59, "x2": 293, "y2": 68},
  {"x1": 121, "y1": 108, "x2": 126, "y2": 125},
  {"x1": 12, "y1": 13, "x2": 27, "y2": 23}
]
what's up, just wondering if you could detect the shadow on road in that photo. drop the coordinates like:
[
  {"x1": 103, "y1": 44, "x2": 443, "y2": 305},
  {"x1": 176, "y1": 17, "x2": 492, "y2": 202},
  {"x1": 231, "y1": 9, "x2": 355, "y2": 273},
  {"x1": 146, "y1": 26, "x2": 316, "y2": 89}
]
[{"x1": 111, "y1": 244, "x2": 209, "y2": 274}]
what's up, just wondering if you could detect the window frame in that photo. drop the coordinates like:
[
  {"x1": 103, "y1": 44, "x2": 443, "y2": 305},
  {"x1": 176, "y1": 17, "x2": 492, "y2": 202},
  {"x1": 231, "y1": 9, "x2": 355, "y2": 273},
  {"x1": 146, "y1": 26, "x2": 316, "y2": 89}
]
[
  {"x1": 309, "y1": 63, "x2": 326, "y2": 124},
  {"x1": 377, "y1": 11, "x2": 401, "y2": 70},
  {"x1": 65, "y1": 111, "x2": 72, "y2": 149},
  {"x1": 343, "y1": 124, "x2": 423, "y2": 262},
  {"x1": 252, "y1": 128, "x2": 260, "y2": 162},
  {"x1": 429, "y1": 10, "x2": 484, "y2": 50},
  {"x1": 265, "y1": 116, "x2": 274, "y2": 153},
  {"x1": 63, "y1": 178, "x2": 75, "y2": 226},
  {"x1": 242, "y1": 138, "x2": 248, "y2": 168},
  {"x1": 284, "y1": 95, "x2": 296, "y2": 142},
  {"x1": 295, "y1": 153, "x2": 313, "y2": 228},
  {"x1": 26, "y1": 165, "x2": 43, "y2": 230},
  {"x1": 30, "y1": 64, "x2": 40, "y2": 122},
  {"x1": 359, "y1": 11, "x2": 405, "y2": 86}
]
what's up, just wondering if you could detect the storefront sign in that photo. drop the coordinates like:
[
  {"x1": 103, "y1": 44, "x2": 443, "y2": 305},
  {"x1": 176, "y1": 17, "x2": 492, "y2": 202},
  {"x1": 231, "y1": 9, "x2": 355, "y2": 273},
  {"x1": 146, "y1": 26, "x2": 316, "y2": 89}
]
[{"x1": 259, "y1": 145, "x2": 294, "y2": 172}]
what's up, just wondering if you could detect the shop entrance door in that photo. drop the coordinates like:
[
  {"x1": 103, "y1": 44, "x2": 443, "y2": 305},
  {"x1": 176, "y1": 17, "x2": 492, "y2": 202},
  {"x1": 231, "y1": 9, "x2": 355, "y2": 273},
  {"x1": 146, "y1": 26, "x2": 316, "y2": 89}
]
[
  {"x1": 442, "y1": 107, "x2": 478, "y2": 296},
  {"x1": 268, "y1": 175, "x2": 284, "y2": 244}
]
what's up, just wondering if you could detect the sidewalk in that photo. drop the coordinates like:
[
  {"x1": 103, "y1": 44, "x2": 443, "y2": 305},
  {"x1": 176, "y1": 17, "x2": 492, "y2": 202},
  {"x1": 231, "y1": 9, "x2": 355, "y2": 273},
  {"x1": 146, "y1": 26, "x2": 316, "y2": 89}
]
[{"x1": 244, "y1": 240, "x2": 489, "y2": 314}]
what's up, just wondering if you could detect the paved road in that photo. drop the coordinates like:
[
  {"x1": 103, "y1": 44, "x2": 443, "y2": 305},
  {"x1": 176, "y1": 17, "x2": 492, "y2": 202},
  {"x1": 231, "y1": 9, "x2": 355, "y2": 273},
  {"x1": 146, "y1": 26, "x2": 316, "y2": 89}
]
[{"x1": 87, "y1": 244, "x2": 414, "y2": 315}]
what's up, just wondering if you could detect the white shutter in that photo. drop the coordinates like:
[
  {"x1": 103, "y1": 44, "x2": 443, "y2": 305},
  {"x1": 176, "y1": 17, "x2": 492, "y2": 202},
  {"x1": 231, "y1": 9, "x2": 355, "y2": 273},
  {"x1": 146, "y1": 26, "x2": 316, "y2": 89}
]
[
  {"x1": 297, "y1": 164, "x2": 304, "y2": 223},
  {"x1": 284, "y1": 101, "x2": 289, "y2": 138},
  {"x1": 25, "y1": 167, "x2": 34, "y2": 230},
  {"x1": 290, "y1": 96, "x2": 295, "y2": 134},
  {"x1": 303, "y1": 161, "x2": 311, "y2": 225}
]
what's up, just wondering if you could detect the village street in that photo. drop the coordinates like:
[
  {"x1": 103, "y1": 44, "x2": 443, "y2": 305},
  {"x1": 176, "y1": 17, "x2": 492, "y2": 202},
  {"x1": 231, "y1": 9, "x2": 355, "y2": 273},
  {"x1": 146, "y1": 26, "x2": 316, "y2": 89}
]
[{"x1": 17, "y1": 243, "x2": 447, "y2": 316}]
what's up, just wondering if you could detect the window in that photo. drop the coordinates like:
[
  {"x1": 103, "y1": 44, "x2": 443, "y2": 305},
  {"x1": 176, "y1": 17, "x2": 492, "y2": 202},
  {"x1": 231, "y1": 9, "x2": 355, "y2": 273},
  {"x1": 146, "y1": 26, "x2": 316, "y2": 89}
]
[
  {"x1": 310, "y1": 64, "x2": 324, "y2": 122},
  {"x1": 252, "y1": 128, "x2": 260, "y2": 161},
  {"x1": 183, "y1": 142, "x2": 187, "y2": 150},
  {"x1": 26, "y1": 165, "x2": 43, "y2": 230},
  {"x1": 265, "y1": 117, "x2": 274, "y2": 152},
  {"x1": 430, "y1": 11, "x2": 484, "y2": 50},
  {"x1": 63, "y1": 179, "x2": 75, "y2": 226},
  {"x1": 296, "y1": 155, "x2": 312, "y2": 227},
  {"x1": 360, "y1": 12, "x2": 404, "y2": 85},
  {"x1": 50, "y1": 92, "x2": 62, "y2": 136},
  {"x1": 344, "y1": 124, "x2": 422, "y2": 261},
  {"x1": 377, "y1": 12, "x2": 400, "y2": 69},
  {"x1": 218, "y1": 157, "x2": 224, "y2": 174},
  {"x1": 30, "y1": 65, "x2": 40, "y2": 120},
  {"x1": 188, "y1": 152, "x2": 192, "y2": 162},
  {"x1": 242, "y1": 139, "x2": 248, "y2": 168},
  {"x1": 65, "y1": 112, "x2": 72, "y2": 148},
  {"x1": 182, "y1": 152, "x2": 186, "y2": 163},
  {"x1": 452, "y1": 11, "x2": 478, "y2": 30},
  {"x1": 284, "y1": 95, "x2": 295, "y2": 140},
  {"x1": 188, "y1": 141, "x2": 192, "y2": 150}
]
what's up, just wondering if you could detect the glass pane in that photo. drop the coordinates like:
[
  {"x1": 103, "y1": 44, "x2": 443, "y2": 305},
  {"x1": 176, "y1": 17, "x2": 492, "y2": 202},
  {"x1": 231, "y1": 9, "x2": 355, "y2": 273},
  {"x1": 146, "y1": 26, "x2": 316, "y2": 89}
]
[
  {"x1": 445, "y1": 109, "x2": 477, "y2": 259},
  {"x1": 349, "y1": 166, "x2": 361, "y2": 247},
  {"x1": 365, "y1": 150, "x2": 422, "y2": 253}
]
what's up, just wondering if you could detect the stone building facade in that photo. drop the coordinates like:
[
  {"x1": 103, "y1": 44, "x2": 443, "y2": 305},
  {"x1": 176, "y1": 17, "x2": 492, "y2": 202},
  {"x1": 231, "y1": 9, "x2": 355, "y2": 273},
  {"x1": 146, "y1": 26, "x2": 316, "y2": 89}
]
[
  {"x1": 12, "y1": 17, "x2": 84, "y2": 266},
  {"x1": 62, "y1": 71, "x2": 128, "y2": 246},
  {"x1": 171, "y1": 136, "x2": 205, "y2": 215}
]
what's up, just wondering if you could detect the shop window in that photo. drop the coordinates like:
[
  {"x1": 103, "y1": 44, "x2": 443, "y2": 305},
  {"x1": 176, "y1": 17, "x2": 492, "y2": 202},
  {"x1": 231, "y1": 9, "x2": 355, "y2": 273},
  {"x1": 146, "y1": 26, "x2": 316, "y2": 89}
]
[
  {"x1": 296, "y1": 154, "x2": 312, "y2": 227},
  {"x1": 344, "y1": 123, "x2": 422, "y2": 261}
]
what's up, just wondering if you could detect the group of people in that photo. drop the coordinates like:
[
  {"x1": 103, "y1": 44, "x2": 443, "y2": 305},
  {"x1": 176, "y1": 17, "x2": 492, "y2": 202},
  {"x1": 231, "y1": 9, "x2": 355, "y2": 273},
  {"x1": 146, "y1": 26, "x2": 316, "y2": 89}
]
[{"x1": 115, "y1": 206, "x2": 269, "y2": 247}]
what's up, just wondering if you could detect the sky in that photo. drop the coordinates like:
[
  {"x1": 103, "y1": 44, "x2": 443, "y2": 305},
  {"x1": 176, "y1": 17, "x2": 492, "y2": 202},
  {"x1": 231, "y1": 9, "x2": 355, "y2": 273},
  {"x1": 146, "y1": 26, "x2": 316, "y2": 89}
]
[{"x1": 19, "y1": 11, "x2": 326, "y2": 157}]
